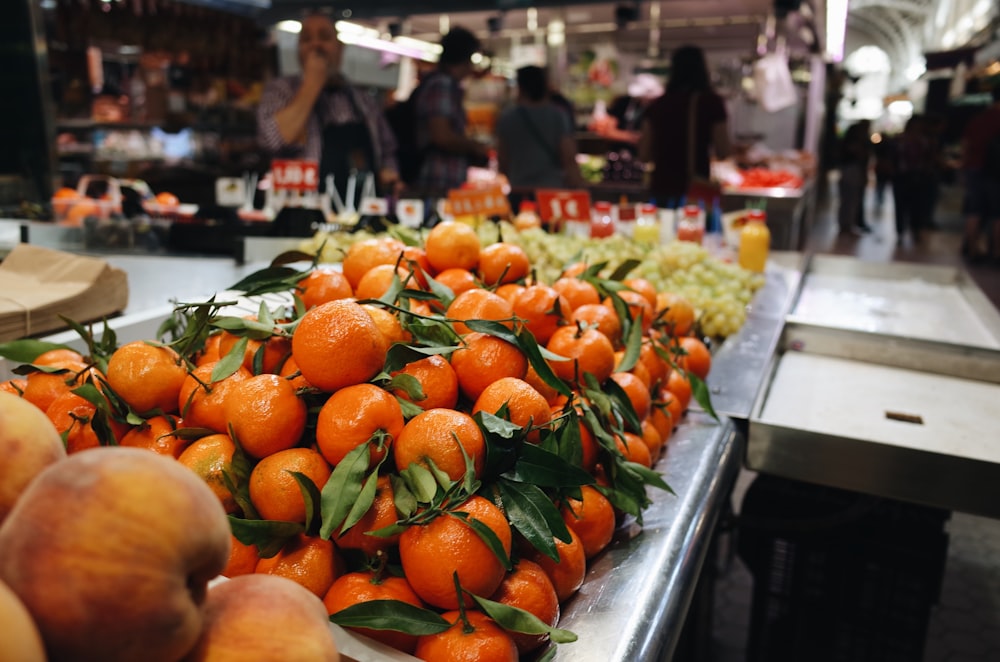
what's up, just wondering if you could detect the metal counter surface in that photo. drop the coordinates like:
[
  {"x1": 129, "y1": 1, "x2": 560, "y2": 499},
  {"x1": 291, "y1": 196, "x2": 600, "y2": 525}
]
[
  {"x1": 703, "y1": 251, "x2": 804, "y2": 421},
  {"x1": 557, "y1": 413, "x2": 742, "y2": 661},
  {"x1": 745, "y1": 255, "x2": 1000, "y2": 520}
]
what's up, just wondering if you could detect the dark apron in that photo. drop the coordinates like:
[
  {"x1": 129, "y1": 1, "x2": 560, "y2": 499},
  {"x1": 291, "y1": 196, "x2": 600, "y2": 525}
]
[{"x1": 319, "y1": 89, "x2": 378, "y2": 209}]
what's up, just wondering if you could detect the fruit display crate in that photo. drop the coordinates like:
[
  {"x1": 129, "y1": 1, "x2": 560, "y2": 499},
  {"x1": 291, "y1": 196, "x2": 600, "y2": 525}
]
[{"x1": 746, "y1": 254, "x2": 1000, "y2": 519}]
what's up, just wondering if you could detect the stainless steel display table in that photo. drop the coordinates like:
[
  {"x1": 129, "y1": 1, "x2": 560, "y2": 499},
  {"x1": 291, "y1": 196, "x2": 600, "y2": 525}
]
[
  {"x1": 558, "y1": 414, "x2": 741, "y2": 661},
  {"x1": 743, "y1": 255, "x2": 1000, "y2": 520}
]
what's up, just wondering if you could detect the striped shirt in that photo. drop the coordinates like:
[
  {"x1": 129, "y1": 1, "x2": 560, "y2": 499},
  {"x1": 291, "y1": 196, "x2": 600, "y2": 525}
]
[
  {"x1": 415, "y1": 70, "x2": 470, "y2": 193},
  {"x1": 257, "y1": 76, "x2": 398, "y2": 173}
]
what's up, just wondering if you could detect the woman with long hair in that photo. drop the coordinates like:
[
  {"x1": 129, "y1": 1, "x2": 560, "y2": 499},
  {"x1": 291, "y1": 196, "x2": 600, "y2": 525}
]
[{"x1": 638, "y1": 45, "x2": 731, "y2": 204}]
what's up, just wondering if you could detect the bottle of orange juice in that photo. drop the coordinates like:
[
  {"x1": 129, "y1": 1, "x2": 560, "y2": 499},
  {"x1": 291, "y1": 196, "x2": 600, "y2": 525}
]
[{"x1": 738, "y1": 209, "x2": 770, "y2": 272}]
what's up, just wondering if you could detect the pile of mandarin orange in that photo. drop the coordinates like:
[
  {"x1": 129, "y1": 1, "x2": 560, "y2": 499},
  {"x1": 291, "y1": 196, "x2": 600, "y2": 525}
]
[{"x1": 2, "y1": 221, "x2": 713, "y2": 661}]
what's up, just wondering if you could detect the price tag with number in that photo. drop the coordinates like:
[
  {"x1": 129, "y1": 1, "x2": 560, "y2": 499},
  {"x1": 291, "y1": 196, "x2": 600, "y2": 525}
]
[
  {"x1": 536, "y1": 189, "x2": 592, "y2": 223},
  {"x1": 271, "y1": 160, "x2": 319, "y2": 193},
  {"x1": 447, "y1": 187, "x2": 511, "y2": 218}
]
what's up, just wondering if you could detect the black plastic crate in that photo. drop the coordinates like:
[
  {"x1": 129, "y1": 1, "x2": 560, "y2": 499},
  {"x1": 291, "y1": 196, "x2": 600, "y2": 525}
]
[{"x1": 738, "y1": 475, "x2": 949, "y2": 662}]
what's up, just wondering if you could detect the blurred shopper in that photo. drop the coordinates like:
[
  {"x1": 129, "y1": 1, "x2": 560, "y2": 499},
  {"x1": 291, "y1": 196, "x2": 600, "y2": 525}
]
[
  {"x1": 872, "y1": 132, "x2": 896, "y2": 214},
  {"x1": 836, "y1": 119, "x2": 873, "y2": 235},
  {"x1": 638, "y1": 45, "x2": 731, "y2": 204},
  {"x1": 256, "y1": 12, "x2": 400, "y2": 201},
  {"x1": 604, "y1": 73, "x2": 663, "y2": 147},
  {"x1": 496, "y1": 66, "x2": 587, "y2": 195},
  {"x1": 960, "y1": 83, "x2": 1000, "y2": 261},
  {"x1": 892, "y1": 115, "x2": 936, "y2": 244},
  {"x1": 412, "y1": 27, "x2": 489, "y2": 194}
]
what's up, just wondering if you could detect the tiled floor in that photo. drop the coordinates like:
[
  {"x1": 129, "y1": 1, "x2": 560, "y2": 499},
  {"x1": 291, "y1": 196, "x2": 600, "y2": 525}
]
[{"x1": 707, "y1": 177, "x2": 1000, "y2": 662}]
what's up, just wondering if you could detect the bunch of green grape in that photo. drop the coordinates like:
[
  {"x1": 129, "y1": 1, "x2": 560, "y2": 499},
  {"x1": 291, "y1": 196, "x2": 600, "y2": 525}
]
[
  {"x1": 300, "y1": 222, "x2": 764, "y2": 338},
  {"x1": 492, "y1": 224, "x2": 764, "y2": 338}
]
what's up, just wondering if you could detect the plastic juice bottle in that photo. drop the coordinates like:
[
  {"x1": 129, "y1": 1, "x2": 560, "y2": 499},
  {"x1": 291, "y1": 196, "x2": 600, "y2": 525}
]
[
  {"x1": 738, "y1": 209, "x2": 770, "y2": 272},
  {"x1": 634, "y1": 204, "x2": 660, "y2": 244},
  {"x1": 591, "y1": 201, "x2": 615, "y2": 238},
  {"x1": 514, "y1": 200, "x2": 542, "y2": 231},
  {"x1": 676, "y1": 205, "x2": 705, "y2": 244},
  {"x1": 616, "y1": 196, "x2": 637, "y2": 238}
]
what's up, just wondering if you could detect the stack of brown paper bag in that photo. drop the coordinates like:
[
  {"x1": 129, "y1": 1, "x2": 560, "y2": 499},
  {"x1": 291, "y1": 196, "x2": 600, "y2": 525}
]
[{"x1": 0, "y1": 244, "x2": 129, "y2": 341}]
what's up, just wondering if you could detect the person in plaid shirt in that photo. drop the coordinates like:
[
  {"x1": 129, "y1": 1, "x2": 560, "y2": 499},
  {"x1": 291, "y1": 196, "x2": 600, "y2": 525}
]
[
  {"x1": 257, "y1": 12, "x2": 400, "y2": 199},
  {"x1": 413, "y1": 27, "x2": 489, "y2": 194}
]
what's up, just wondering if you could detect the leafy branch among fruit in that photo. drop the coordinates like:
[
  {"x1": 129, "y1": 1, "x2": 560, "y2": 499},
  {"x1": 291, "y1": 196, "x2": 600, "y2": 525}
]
[{"x1": 0, "y1": 221, "x2": 722, "y2": 660}]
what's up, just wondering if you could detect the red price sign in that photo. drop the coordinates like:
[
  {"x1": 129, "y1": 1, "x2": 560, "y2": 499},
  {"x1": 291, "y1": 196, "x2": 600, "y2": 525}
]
[
  {"x1": 447, "y1": 187, "x2": 511, "y2": 218},
  {"x1": 536, "y1": 189, "x2": 591, "y2": 223},
  {"x1": 271, "y1": 160, "x2": 319, "y2": 193}
]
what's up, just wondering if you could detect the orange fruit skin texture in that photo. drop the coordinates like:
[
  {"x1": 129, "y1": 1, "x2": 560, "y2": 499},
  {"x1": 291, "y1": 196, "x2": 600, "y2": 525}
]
[
  {"x1": 490, "y1": 559, "x2": 560, "y2": 655},
  {"x1": 560, "y1": 485, "x2": 617, "y2": 559},
  {"x1": 332, "y1": 475, "x2": 401, "y2": 556},
  {"x1": 552, "y1": 276, "x2": 601, "y2": 310},
  {"x1": 512, "y1": 284, "x2": 574, "y2": 345},
  {"x1": 414, "y1": 610, "x2": 518, "y2": 662},
  {"x1": 546, "y1": 325, "x2": 616, "y2": 386},
  {"x1": 656, "y1": 291, "x2": 696, "y2": 337},
  {"x1": 390, "y1": 354, "x2": 459, "y2": 411},
  {"x1": 223, "y1": 374, "x2": 307, "y2": 460},
  {"x1": 617, "y1": 431, "x2": 653, "y2": 468},
  {"x1": 178, "y1": 363, "x2": 253, "y2": 433},
  {"x1": 477, "y1": 242, "x2": 530, "y2": 285},
  {"x1": 255, "y1": 533, "x2": 343, "y2": 599},
  {"x1": 120, "y1": 414, "x2": 190, "y2": 459},
  {"x1": 45, "y1": 391, "x2": 128, "y2": 454},
  {"x1": 424, "y1": 221, "x2": 481, "y2": 273},
  {"x1": 221, "y1": 533, "x2": 260, "y2": 578},
  {"x1": 446, "y1": 288, "x2": 515, "y2": 336},
  {"x1": 354, "y1": 263, "x2": 410, "y2": 300},
  {"x1": 106, "y1": 341, "x2": 187, "y2": 415},
  {"x1": 362, "y1": 304, "x2": 412, "y2": 347},
  {"x1": 472, "y1": 376, "x2": 552, "y2": 443},
  {"x1": 432, "y1": 267, "x2": 479, "y2": 298},
  {"x1": 610, "y1": 371, "x2": 652, "y2": 421},
  {"x1": 572, "y1": 303, "x2": 621, "y2": 346},
  {"x1": 316, "y1": 383, "x2": 404, "y2": 468},
  {"x1": 341, "y1": 236, "x2": 406, "y2": 290},
  {"x1": 21, "y1": 359, "x2": 89, "y2": 413},
  {"x1": 528, "y1": 527, "x2": 587, "y2": 603},
  {"x1": 667, "y1": 369, "x2": 693, "y2": 411},
  {"x1": 324, "y1": 571, "x2": 425, "y2": 654},
  {"x1": 450, "y1": 332, "x2": 528, "y2": 402},
  {"x1": 291, "y1": 299, "x2": 387, "y2": 393},
  {"x1": 677, "y1": 335, "x2": 712, "y2": 381},
  {"x1": 177, "y1": 433, "x2": 239, "y2": 514},
  {"x1": 297, "y1": 267, "x2": 353, "y2": 310},
  {"x1": 393, "y1": 408, "x2": 486, "y2": 481},
  {"x1": 249, "y1": 447, "x2": 332, "y2": 524},
  {"x1": 398, "y1": 495, "x2": 512, "y2": 610}
]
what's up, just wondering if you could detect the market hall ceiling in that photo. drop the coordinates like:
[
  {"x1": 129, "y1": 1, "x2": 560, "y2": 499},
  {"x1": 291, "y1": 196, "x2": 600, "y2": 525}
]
[{"x1": 201, "y1": 0, "x2": 959, "y2": 76}]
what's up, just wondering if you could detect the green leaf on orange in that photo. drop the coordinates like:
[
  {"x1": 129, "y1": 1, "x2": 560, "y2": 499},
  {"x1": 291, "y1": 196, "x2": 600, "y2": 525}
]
[
  {"x1": 228, "y1": 516, "x2": 303, "y2": 559},
  {"x1": 319, "y1": 443, "x2": 371, "y2": 540},
  {"x1": 328, "y1": 600, "x2": 450, "y2": 635},
  {"x1": 508, "y1": 443, "x2": 595, "y2": 488},
  {"x1": 496, "y1": 479, "x2": 572, "y2": 561},
  {"x1": 0, "y1": 339, "x2": 75, "y2": 364},
  {"x1": 469, "y1": 593, "x2": 577, "y2": 643}
]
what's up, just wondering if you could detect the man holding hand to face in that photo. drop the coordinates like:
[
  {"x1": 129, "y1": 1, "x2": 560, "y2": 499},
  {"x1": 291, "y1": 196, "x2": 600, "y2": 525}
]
[{"x1": 257, "y1": 12, "x2": 400, "y2": 201}]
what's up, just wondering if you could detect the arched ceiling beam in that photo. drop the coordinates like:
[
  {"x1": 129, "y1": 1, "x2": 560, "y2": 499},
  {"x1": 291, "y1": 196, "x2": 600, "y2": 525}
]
[{"x1": 848, "y1": 0, "x2": 934, "y2": 17}]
